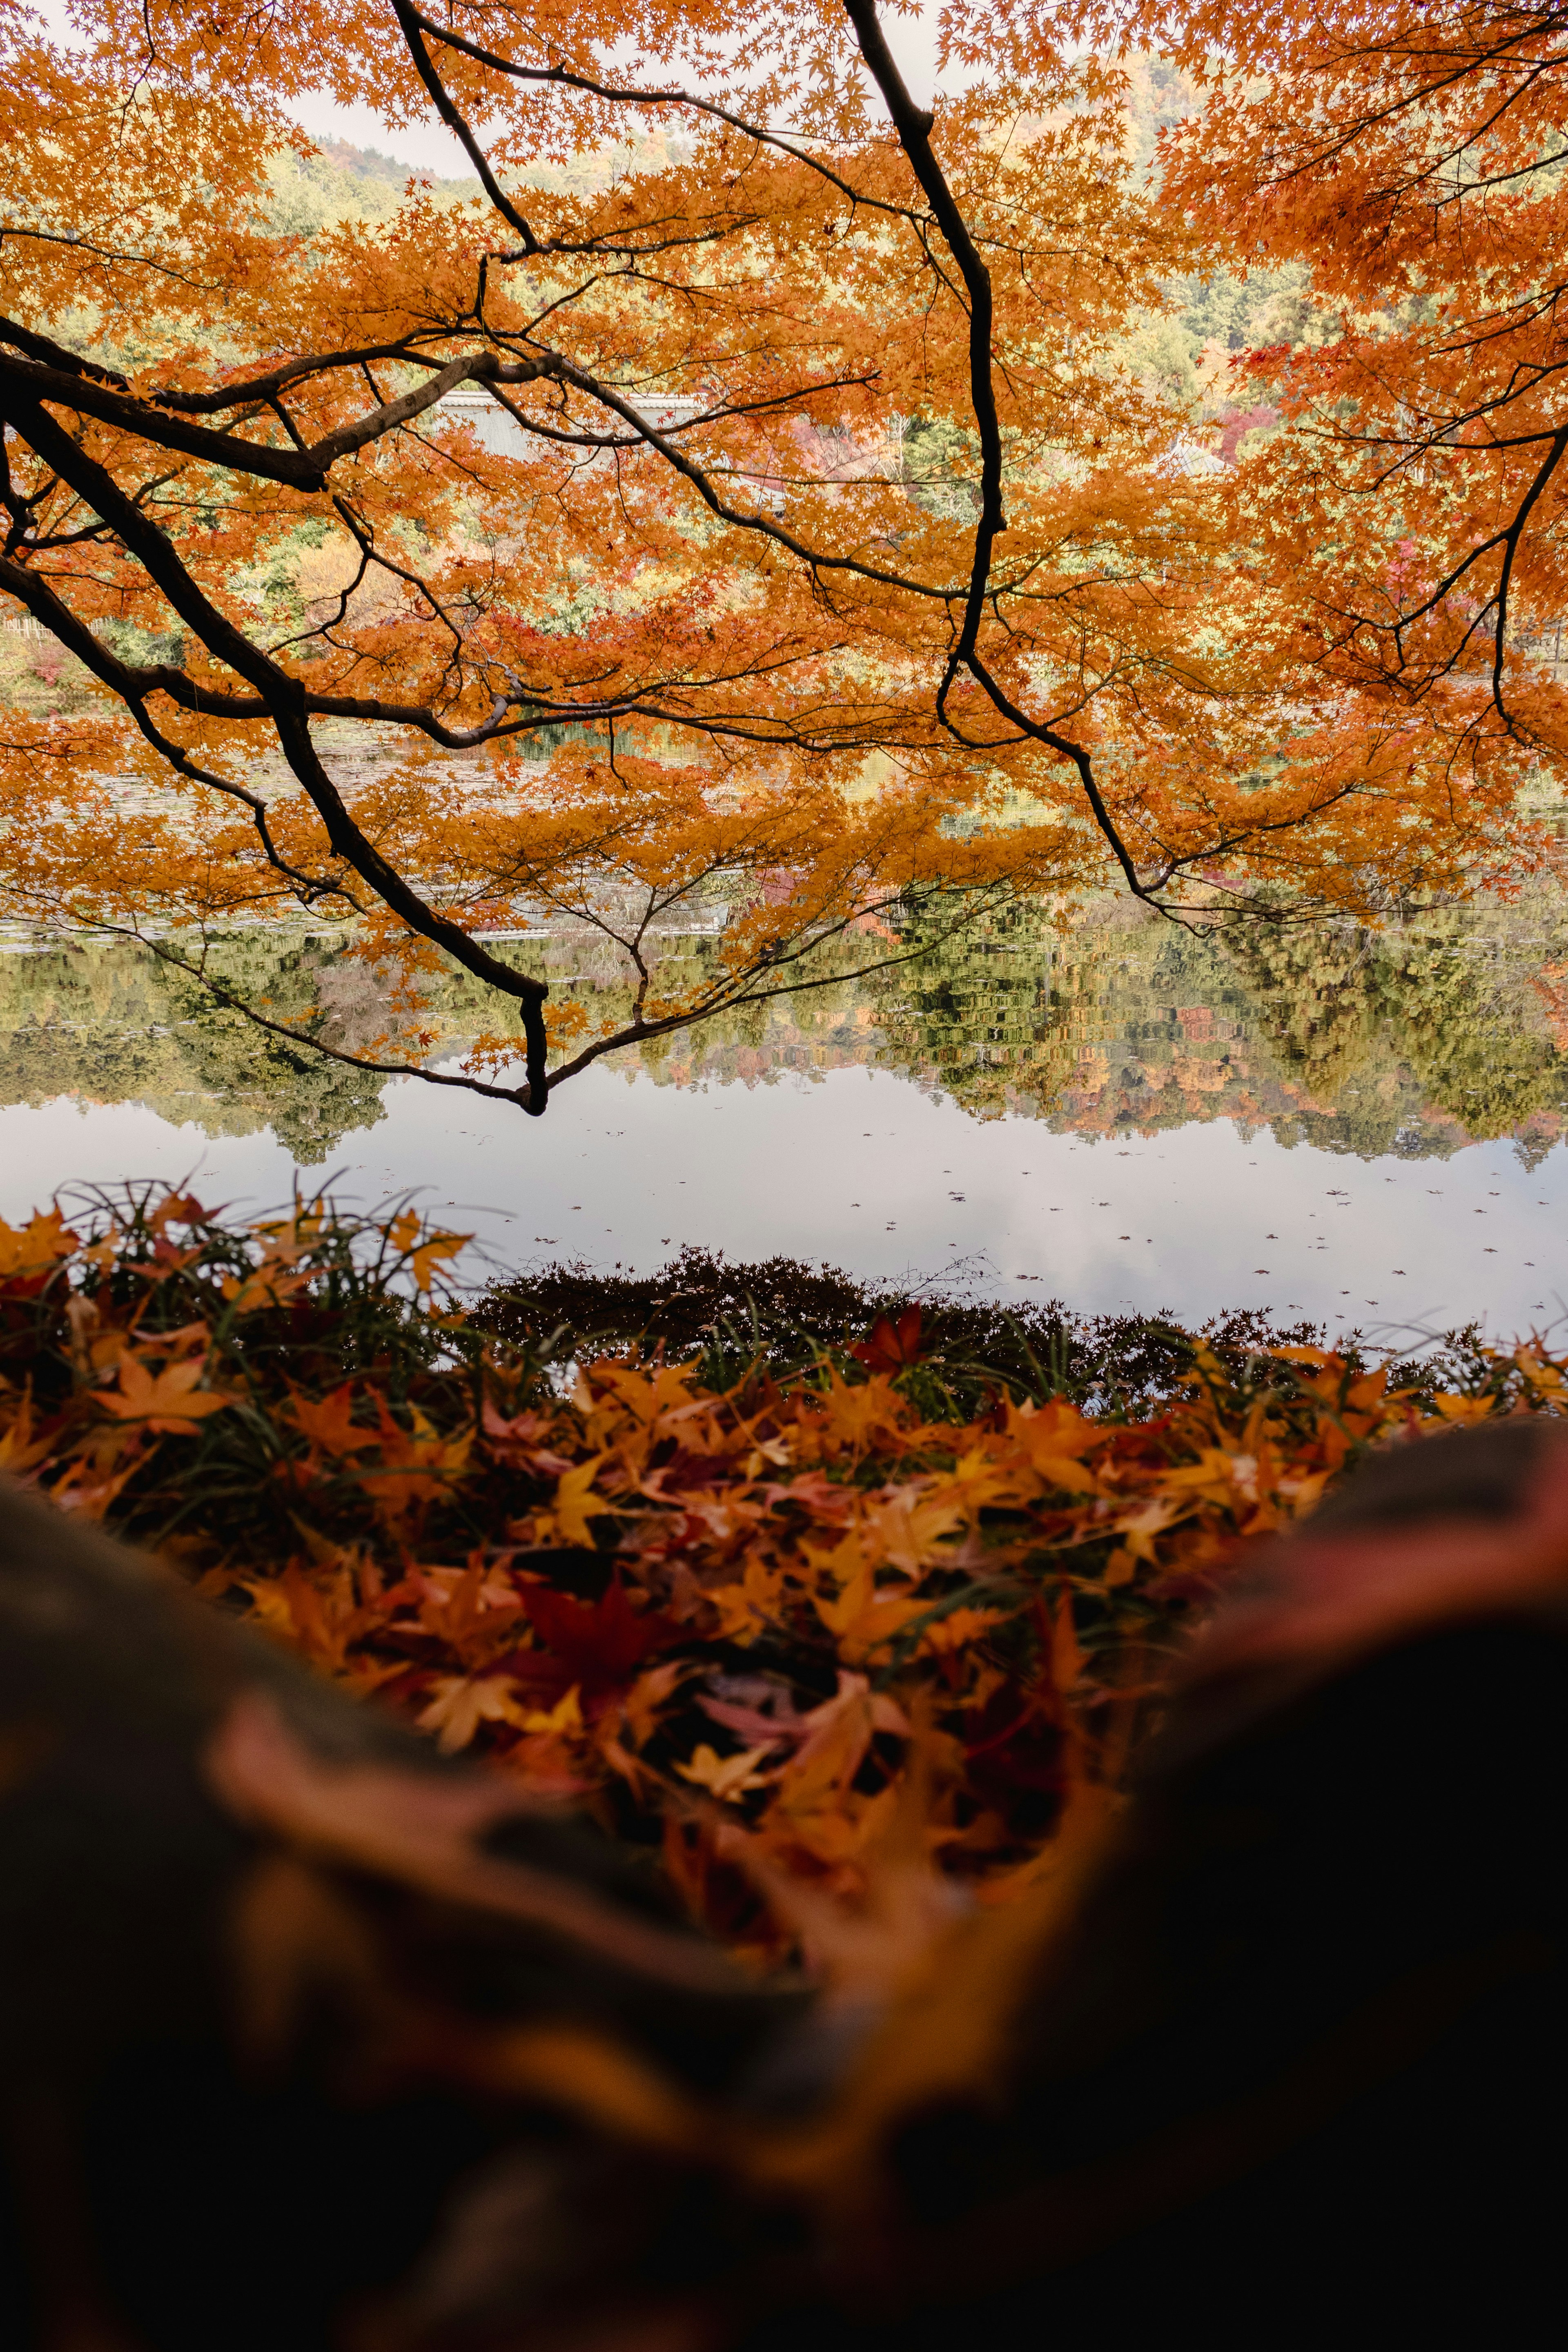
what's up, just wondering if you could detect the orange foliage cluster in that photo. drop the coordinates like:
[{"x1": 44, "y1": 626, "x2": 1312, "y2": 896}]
[
  {"x1": 4, "y1": 3, "x2": 1565, "y2": 1120},
  {"x1": 3, "y1": 1188, "x2": 1562, "y2": 1943},
  {"x1": 1127, "y1": 0, "x2": 1568, "y2": 769}
]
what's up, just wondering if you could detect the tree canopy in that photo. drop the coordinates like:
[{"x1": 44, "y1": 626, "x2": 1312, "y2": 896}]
[{"x1": 2, "y1": 0, "x2": 1564, "y2": 1116}]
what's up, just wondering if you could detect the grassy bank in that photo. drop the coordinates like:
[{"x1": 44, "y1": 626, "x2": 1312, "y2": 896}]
[{"x1": 1, "y1": 1186, "x2": 1554, "y2": 1949}]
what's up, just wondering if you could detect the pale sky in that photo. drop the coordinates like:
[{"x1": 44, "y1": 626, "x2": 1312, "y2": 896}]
[
  {"x1": 287, "y1": 9, "x2": 951, "y2": 175},
  {"x1": 31, "y1": 0, "x2": 952, "y2": 176},
  {"x1": 31, "y1": 0, "x2": 949, "y2": 175}
]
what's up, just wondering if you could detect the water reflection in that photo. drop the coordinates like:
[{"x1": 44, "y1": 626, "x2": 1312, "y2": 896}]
[
  {"x1": 7, "y1": 892, "x2": 1566, "y2": 1160},
  {"x1": 862, "y1": 893, "x2": 1568, "y2": 1167},
  {"x1": 1, "y1": 892, "x2": 1566, "y2": 1336}
]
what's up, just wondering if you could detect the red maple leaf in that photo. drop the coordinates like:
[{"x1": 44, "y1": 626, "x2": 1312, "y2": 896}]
[
  {"x1": 522, "y1": 1577, "x2": 682, "y2": 1694},
  {"x1": 850, "y1": 1304, "x2": 924, "y2": 1373}
]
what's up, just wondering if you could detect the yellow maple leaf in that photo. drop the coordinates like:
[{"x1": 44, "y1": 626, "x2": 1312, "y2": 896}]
[
  {"x1": 355, "y1": 1403, "x2": 474, "y2": 1523},
  {"x1": 408, "y1": 1229, "x2": 469, "y2": 1295},
  {"x1": 1428, "y1": 1394, "x2": 1498, "y2": 1425},
  {"x1": 0, "y1": 1389, "x2": 53, "y2": 1475},
  {"x1": 385, "y1": 1210, "x2": 422, "y2": 1259},
  {"x1": 805, "y1": 1527, "x2": 875, "y2": 1624},
  {"x1": 805, "y1": 1369, "x2": 908, "y2": 1457},
  {"x1": 220, "y1": 1264, "x2": 313, "y2": 1315},
  {"x1": 240, "y1": 1580, "x2": 297, "y2": 1641},
  {"x1": 813, "y1": 1560, "x2": 928, "y2": 1660},
  {"x1": 852, "y1": 1591, "x2": 926, "y2": 1661},
  {"x1": 1002, "y1": 1404, "x2": 1103, "y2": 1492},
  {"x1": 775, "y1": 1781, "x2": 900, "y2": 1870},
  {"x1": 1157, "y1": 1447, "x2": 1257, "y2": 1505},
  {"x1": 417, "y1": 1674, "x2": 531, "y2": 1755},
  {"x1": 939, "y1": 1444, "x2": 1033, "y2": 1516},
  {"x1": 1344, "y1": 1369, "x2": 1392, "y2": 1414},
  {"x1": 861, "y1": 1485, "x2": 967, "y2": 1575},
  {"x1": 577, "y1": 1359, "x2": 708, "y2": 1458},
  {"x1": 521, "y1": 1684, "x2": 584, "y2": 1736},
  {"x1": 1110, "y1": 1494, "x2": 1189, "y2": 1565},
  {"x1": 548, "y1": 1455, "x2": 614, "y2": 1545},
  {"x1": 775, "y1": 1672, "x2": 908, "y2": 1821},
  {"x1": 621, "y1": 1658, "x2": 693, "y2": 1748},
  {"x1": 920, "y1": 1605, "x2": 1007, "y2": 1656},
  {"x1": 1007, "y1": 1396, "x2": 1099, "y2": 1461},
  {"x1": 673, "y1": 1741, "x2": 777, "y2": 1801},
  {"x1": 1022, "y1": 1452, "x2": 1101, "y2": 1496},
  {"x1": 706, "y1": 1550, "x2": 786, "y2": 1642}
]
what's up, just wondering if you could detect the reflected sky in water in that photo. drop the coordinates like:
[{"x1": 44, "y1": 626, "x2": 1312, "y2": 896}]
[{"x1": 2, "y1": 1055, "x2": 1564, "y2": 1347}]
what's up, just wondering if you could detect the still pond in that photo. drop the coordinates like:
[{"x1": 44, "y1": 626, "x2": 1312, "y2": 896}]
[{"x1": 3, "y1": 890, "x2": 1567, "y2": 1347}]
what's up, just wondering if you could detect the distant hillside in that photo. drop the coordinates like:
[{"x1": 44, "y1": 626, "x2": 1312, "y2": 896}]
[
  {"x1": 515, "y1": 128, "x2": 693, "y2": 193},
  {"x1": 267, "y1": 136, "x2": 482, "y2": 236},
  {"x1": 1108, "y1": 54, "x2": 1322, "y2": 416},
  {"x1": 314, "y1": 137, "x2": 432, "y2": 186},
  {"x1": 268, "y1": 127, "x2": 694, "y2": 241}
]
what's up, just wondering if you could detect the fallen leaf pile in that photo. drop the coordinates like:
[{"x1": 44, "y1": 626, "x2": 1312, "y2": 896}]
[{"x1": 2, "y1": 1186, "x2": 1560, "y2": 1950}]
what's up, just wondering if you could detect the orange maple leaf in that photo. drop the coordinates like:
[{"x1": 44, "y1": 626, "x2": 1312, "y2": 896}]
[
  {"x1": 95, "y1": 1352, "x2": 231, "y2": 1435},
  {"x1": 0, "y1": 1207, "x2": 78, "y2": 1286},
  {"x1": 284, "y1": 1382, "x2": 374, "y2": 1457}
]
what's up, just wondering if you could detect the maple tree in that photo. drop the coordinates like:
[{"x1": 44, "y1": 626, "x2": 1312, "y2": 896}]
[
  {"x1": 5, "y1": 0, "x2": 1560, "y2": 1120},
  {"x1": 1107, "y1": 0, "x2": 1568, "y2": 774}
]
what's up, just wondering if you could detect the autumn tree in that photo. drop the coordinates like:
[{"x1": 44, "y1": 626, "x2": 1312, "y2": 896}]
[
  {"x1": 1, "y1": 0, "x2": 1559, "y2": 1121},
  {"x1": 1103, "y1": 0, "x2": 1568, "y2": 784}
]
